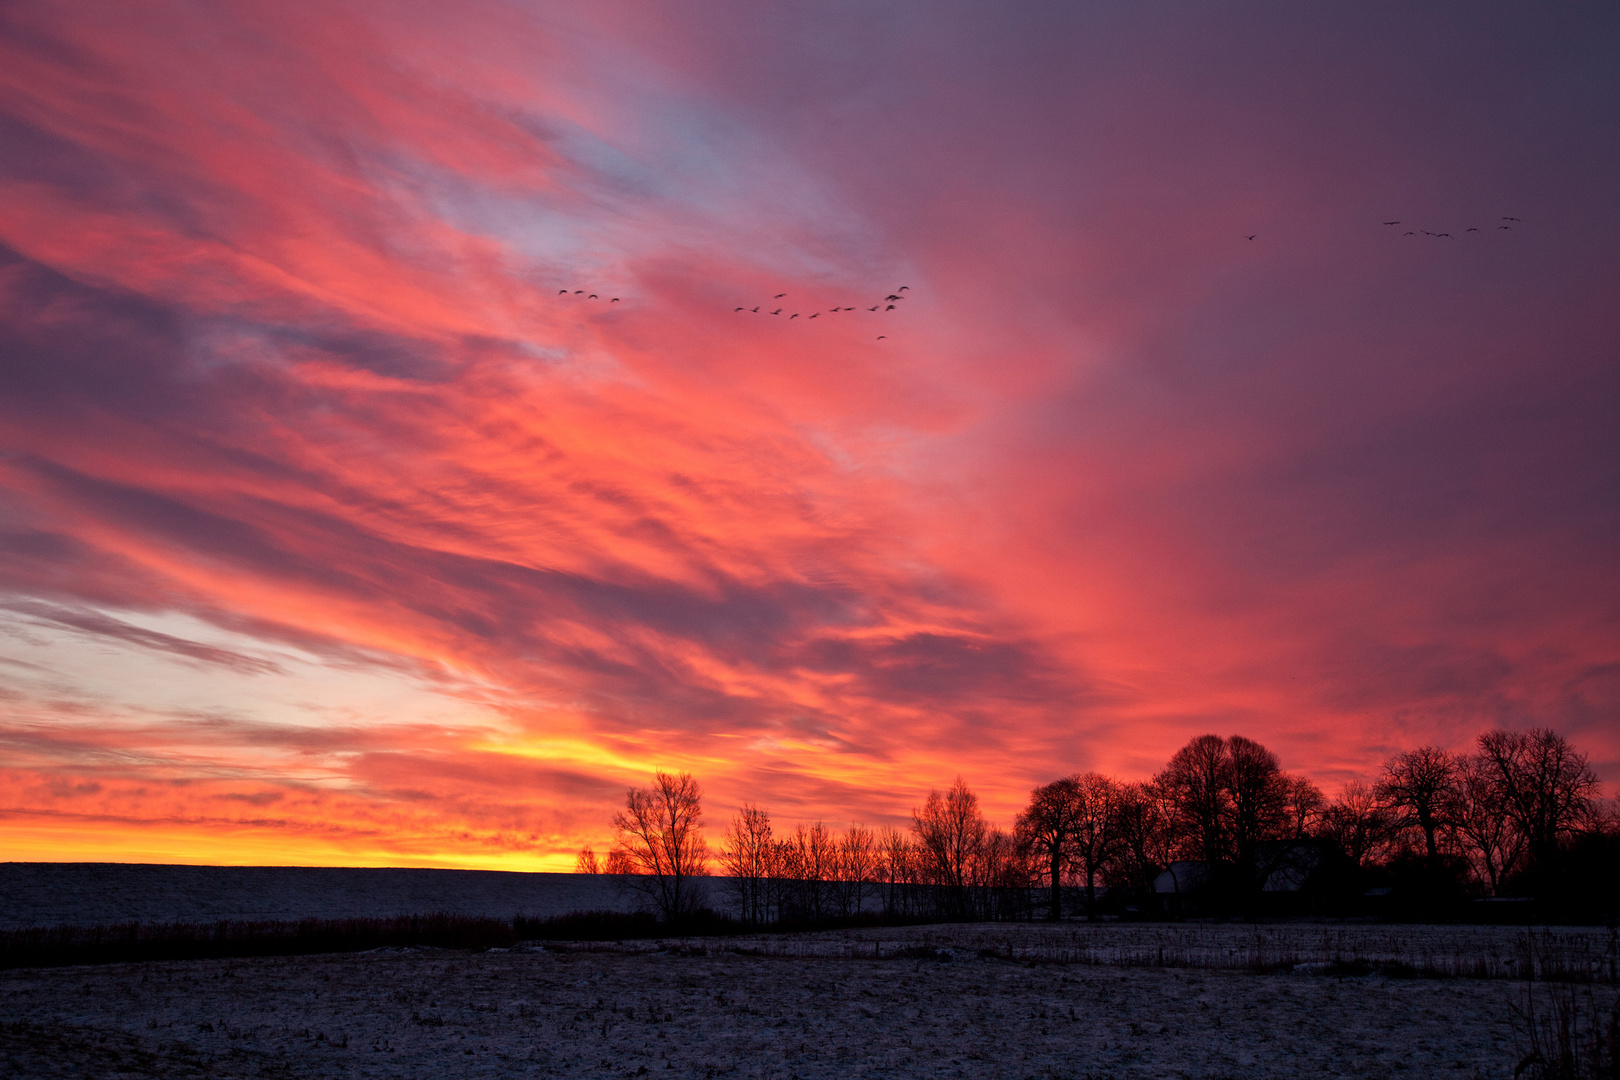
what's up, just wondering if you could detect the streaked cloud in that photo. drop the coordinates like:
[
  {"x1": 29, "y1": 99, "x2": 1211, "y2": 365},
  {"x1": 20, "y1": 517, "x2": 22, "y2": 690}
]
[{"x1": 0, "y1": 1, "x2": 1615, "y2": 867}]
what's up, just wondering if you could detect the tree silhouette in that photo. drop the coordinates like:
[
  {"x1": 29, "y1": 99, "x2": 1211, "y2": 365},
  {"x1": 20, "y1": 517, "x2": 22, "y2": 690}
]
[
  {"x1": 1158, "y1": 734, "x2": 1231, "y2": 866},
  {"x1": 1377, "y1": 746, "x2": 1459, "y2": 861},
  {"x1": 1321, "y1": 780, "x2": 1393, "y2": 870},
  {"x1": 912, "y1": 777, "x2": 987, "y2": 918},
  {"x1": 1449, "y1": 754, "x2": 1523, "y2": 895},
  {"x1": 1476, "y1": 728, "x2": 1600, "y2": 875},
  {"x1": 1017, "y1": 776, "x2": 1081, "y2": 920},
  {"x1": 719, "y1": 804, "x2": 774, "y2": 925},
  {"x1": 1070, "y1": 773, "x2": 1122, "y2": 919},
  {"x1": 610, "y1": 771, "x2": 710, "y2": 923}
]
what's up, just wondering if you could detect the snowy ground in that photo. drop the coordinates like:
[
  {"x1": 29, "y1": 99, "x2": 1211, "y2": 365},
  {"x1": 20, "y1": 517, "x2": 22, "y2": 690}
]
[{"x1": 2, "y1": 922, "x2": 1573, "y2": 1079}]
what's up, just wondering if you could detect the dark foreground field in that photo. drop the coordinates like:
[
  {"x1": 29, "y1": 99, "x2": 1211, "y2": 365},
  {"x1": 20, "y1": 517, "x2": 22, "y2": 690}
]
[{"x1": 2, "y1": 922, "x2": 1579, "y2": 1079}]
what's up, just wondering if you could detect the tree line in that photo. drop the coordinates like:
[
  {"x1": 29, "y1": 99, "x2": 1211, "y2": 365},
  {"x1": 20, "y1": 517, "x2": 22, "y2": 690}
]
[{"x1": 581, "y1": 726, "x2": 1616, "y2": 925}]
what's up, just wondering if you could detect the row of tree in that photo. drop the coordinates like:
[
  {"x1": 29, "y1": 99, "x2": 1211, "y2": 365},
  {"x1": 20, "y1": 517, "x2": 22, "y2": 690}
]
[{"x1": 582, "y1": 726, "x2": 1614, "y2": 924}]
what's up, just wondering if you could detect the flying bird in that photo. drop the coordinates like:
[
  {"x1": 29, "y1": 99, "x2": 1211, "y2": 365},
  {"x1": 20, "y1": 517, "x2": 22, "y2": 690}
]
[
  {"x1": 877, "y1": 335, "x2": 886, "y2": 340},
  {"x1": 897, "y1": 286, "x2": 909, "y2": 292},
  {"x1": 772, "y1": 309, "x2": 782, "y2": 315},
  {"x1": 884, "y1": 294, "x2": 902, "y2": 301},
  {"x1": 790, "y1": 313, "x2": 799, "y2": 319},
  {"x1": 1404, "y1": 231, "x2": 1415, "y2": 236},
  {"x1": 574, "y1": 290, "x2": 584, "y2": 294},
  {"x1": 868, "y1": 305, "x2": 880, "y2": 311},
  {"x1": 558, "y1": 289, "x2": 568, "y2": 295},
  {"x1": 885, "y1": 304, "x2": 896, "y2": 310},
  {"x1": 774, "y1": 293, "x2": 787, "y2": 298},
  {"x1": 1383, "y1": 221, "x2": 1401, "y2": 225},
  {"x1": 588, "y1": 294, "x2": 597, "y2": 299},
  {"x1": 735, "y1": 307, "x2": 745, "y2": 312},
  {"x1": 1467, "y1": 227, "x2": 1480, "y2": 232},
  {"x1": 809, "y1": 313, "x2": 819, "y2": 319},
  {"x1": 1499, "y1": 225, "x2": 1511, "y2": 230},
  {"x1": 1502, "y1": 217, "x2": 1520, "y2": 222},
  {"x1": 1437, "y1": 233, "x2": 1452, "y2": 238},
  {"x1": 610, "y1": 297, "x2": 621, "y2": 302},
  {"x1": 751, "y1": 307, "x2": 760, "y2": 312},
  {"x1": 1244, "y1": 235, "x2": 1256, "y2": 240}
]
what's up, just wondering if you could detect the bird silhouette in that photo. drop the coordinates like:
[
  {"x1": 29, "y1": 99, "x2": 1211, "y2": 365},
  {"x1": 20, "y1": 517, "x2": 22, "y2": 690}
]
[
  {"x1": 868, "y1": 305, "x2": 880, "y2": 311},
  {"x1": 588, "y1": 294, "x2": 597, "y2": 299},
  {"x1": 1404, "y1": 231, "x2": 1415, "y2": 236},
  {"x1": 1244, "y1": 235, "x2": 1256, "y2": 240},
  {"x1": 809, "y1": 313, "x2": 819, "y2": 319},
  {"x1": 1383, "y1": 221, "x2": 1401, "y2": 226},
  {"x1": 789, "y1": 313, "x2": 799, "y2": 319},
  {"x1": 1502, "y1": 217, "x2": 1520, "y2": 222},
  {"x1": 897, "y1": 286, "x2": 909, "y2": 292},
  {"x1": 774, "y1": 293, "x2": 787, "y2": 298},
  {"x1": 1467, "y1": 227, "x2": 1480, "y2": 232},
  {"x1": 558, "y1": 289, "x2": 568, "y2": 295},
  {"x1": 884, "y1": 294, "x2": 902, "y2": 301},
  {"x1": 751, "y1": 307, "x2": 760, "y2": 312},
  {"x1": 1499, "y1": 225, "x2": 1511, "y2": 230},
  {"x1": 610, "y1": 297, "x2": 621, "y2": 303},
  {"x1": 735, "y1": 307, "x2": 745, "y2": 312},
  {"x1": 877, "y1": 335, "x2": 886, "y2": 340},
  {"x1": 1437, "y1": 233, "x2": 1452, "y2": 238},
  {"x1": 771, "y1": 309, "x2": 782, "y2": 315},
  {"x1": 885, "y1": 304, "x2": 896, "y2": 310}
]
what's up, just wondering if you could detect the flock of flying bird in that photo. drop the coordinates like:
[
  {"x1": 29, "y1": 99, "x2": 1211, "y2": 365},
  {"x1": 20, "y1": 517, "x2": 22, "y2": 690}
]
[
  {"x1": 557, "y1": 215, "x2": 1521, "y2": 326},
  {"x1": 1244, "y1": 216, "x2": 1524, "y2": 241},
  {"x1": 732, "y1": 286, "x2": 912, "y2": 340},
  {"x1": 552, "y1": 284, "x2": 911, "y2": 340},
  {"x1": 1384, "y1": 215, "x2": 1523, "y2": 238}
]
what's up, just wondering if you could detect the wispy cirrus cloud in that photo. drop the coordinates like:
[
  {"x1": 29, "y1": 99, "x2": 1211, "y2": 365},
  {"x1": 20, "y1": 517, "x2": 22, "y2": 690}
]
[{"x1": 0, "y1": 1, "x2": 1616, "y2": 866}]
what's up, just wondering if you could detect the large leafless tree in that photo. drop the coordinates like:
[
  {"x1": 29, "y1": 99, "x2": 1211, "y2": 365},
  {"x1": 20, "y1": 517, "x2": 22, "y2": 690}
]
[
  {"x1": 610, "y1": 771, "x2": 710, "y2": 923},
  {"x1": 1377, "y1": 746, "x2": 1460, "y2": 861},
  {"x1": 1476, "y1": 728, "x2": 1600, "y2": 872},
  {"x1": 1069, "y1": 772, "x2": 1122, "y2": 919},
  {"x1": 1016, "y1": 776, "x2": 1081, "y2": 920},
  {"x1": 912, "y1": 777, "x2": 987, "y2": 917},
  {"x1": 719, "y1": 804, "x2": 775, "y2": 925}
]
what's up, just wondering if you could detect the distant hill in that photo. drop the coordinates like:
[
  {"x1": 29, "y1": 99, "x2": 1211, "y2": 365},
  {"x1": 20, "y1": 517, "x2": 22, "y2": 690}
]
[{"x1": 0, "y1": 863, "x2": 643, "y2": 929}]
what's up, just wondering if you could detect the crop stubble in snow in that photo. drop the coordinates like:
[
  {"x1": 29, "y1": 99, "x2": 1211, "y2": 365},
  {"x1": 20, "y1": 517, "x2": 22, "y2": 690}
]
[{"x1": 1, "y1": 924, "x2": 1537, "y2": 1079}]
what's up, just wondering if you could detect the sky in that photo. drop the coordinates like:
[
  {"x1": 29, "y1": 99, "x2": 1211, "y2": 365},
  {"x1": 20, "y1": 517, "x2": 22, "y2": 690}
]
[{"x1": 1, "y1": 1, "x2": 1616, "y2": 870}]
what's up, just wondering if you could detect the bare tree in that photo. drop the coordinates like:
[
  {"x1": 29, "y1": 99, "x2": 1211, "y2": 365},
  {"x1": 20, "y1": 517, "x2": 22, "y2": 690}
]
[
  {"x1": 877, "y1": 825, "x2": 915, "y2": 918},
  {"x1": 719, "y1": 804, "x2": 775, "y2": 925},
  {"x1": 1158, "y1": 734, "x2": 1231, "y2": 865},
  {"x1": 1225, "y1": 735, "x2": 1292, "y2": 869},
  {"x1": 574, "y1": 846, "x2": 600, "y2": 874},
  {"x1": 610, "y1": 771, "x2": 710, "y2": 923},
  {"x1": 1449, "y1": 754, "x2": 1522, "y2": 895},
  {"x1": 1282, "y1": 775, "x2": 1326, "y2": 839},
  {"x1": 1016, "y1": 776, "x2": 1081, "y2": 920},
  {"x1": 1070, "y1": 772, "x2": 1122, "y2": 919},
  {"x1": 1321, "y1": 780, "x2": 1394, "y2": 870},
  {"x1": 912, "y1": 777, "x2": 988, "y2": 918},
  {"x1": 833, "y1": 825, "x2": 877, "y2": 919},
  {"x1": 1110, "y1": 779, "x2": 1174, "y2": 896},
  {"x1": 1377, "y1": 746, "x2": 1460, "y2": 861},
  {"x1": 1476, "y1": 728, "x2": 1601, "y2": 872}
]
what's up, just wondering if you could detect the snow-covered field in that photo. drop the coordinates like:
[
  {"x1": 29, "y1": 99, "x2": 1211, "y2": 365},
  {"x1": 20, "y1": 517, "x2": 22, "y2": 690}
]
[{"x1": 4, "y1": 921, "x2": 1588, "y2": 1079}]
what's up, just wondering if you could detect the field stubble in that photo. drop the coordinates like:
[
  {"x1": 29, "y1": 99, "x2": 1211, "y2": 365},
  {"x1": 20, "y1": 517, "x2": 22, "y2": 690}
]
[{"x1": 2, "y1": 922, "x2": 1612, "y2": 1079}]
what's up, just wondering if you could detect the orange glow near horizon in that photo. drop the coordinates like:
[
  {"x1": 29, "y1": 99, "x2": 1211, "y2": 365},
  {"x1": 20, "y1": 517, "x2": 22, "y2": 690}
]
[{"x1": 2, "y1": 2, "x2": 1617, "y2": 869}]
